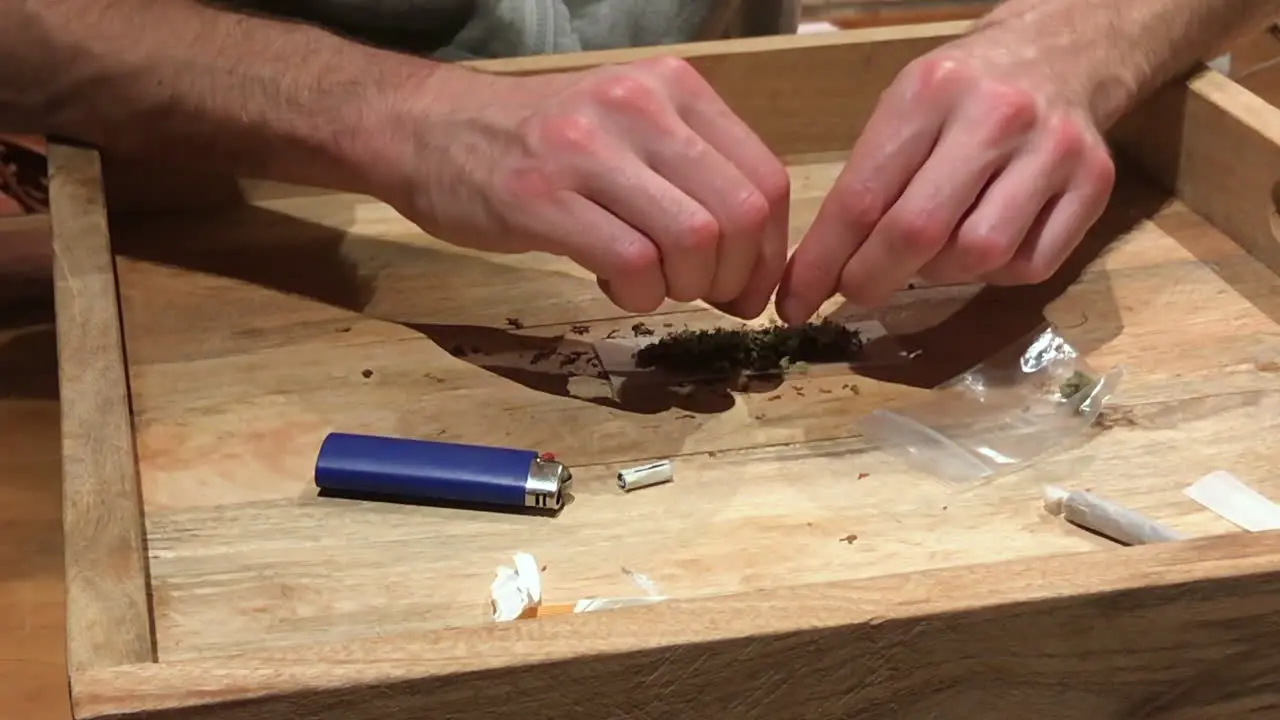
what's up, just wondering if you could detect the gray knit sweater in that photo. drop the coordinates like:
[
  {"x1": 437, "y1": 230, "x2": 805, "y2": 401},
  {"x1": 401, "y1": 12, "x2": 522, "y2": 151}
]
[{"x1": 238, "y1": 0, "x2": 795, "y2": 59}]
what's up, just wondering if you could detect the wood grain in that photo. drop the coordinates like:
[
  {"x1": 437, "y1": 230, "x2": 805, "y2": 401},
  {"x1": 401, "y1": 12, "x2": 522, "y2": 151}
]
[
  {"x1": 71, "y1": 534, "x2": 1280, "y2": 719},
  {"x1": 465, "y1": 24, "x2": 966, "y2": 158},
  {"x1": 49, "y1": 144, "x2": 155, "y2": 673},
  {"x1": 46, "y1": 23, "x2": 1280, "y2": 720},
  {"x1": 1114, "y1": 68, "x2": 1280, "y2": 280},
  {"x1": 96, "y1": 155, "x2": 1280, "y2": 669},
  {"x1": 0, "y1": 256, "x2": 74, "y2": 719}
]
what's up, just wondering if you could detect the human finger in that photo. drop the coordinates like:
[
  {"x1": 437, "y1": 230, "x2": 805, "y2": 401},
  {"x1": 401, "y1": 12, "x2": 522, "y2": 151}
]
[
  {"x1": 777, "y1": 91, "x2": 946, "y2": 325},
  {"x1": 835, "y1": 94, "x2": 1036, "y2": 306},
  {"x1": 578, "y1": 149, "x2": 719, "y2": 303},
  {"x1": 916, "y1": 123, "x2": 1085, "y2": 284},
  {"x1": 982, "y1": 153, "x2": 1116, "y2": 286},
  {"x1": 643, "y1": 129, "x2": 767, "y2": 306},
  {"x1": 658, "y1": 59, "x2": 792, "y2": 317},
  {"x1": 524, "y1": 190, "x2": 668, "y2": 313}
]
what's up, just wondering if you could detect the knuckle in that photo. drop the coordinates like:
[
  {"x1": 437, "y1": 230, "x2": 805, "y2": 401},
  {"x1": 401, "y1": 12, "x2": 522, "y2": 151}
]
[
  {"x1": 830, "y1": 187, "x2": 882, "y2": 234},
  {"x1": 759, "y1": 167, "x2": 792, "y2": 209},
  {"x1": 534, "y1": 112, "x2": 604, "y2": 155},
  {"x1": 612, "y1": 240, "x2": 661, "y2": 279},
  {"x1": 1043, "y1": 117, "x2": 1087, "y2": 164},
  {"x1": 956, "y1": 230, "x2": 1014, "y2": 271},
  {"x1": 595, "y1": 73, "x2": 664, "y2": 116},
  {"x1": 980, "y1": 85, "x2": 1039, "y2": 138},
  {"x1": 1083, "y1": 148, "x2": 1118, "y2": 191},
  {"x1": 642, "y1": 55, "x2": 702, "y2": 88},
  {"x1": 730, "y1": 189, "x2": 771, "y2": 237},
  {"x1": 902, "y1": 55, "x2": 965, "y2": 99},
  {"x1": 888, "y1": 213, "x2": 947, "y2": 253},
  {"x1": 679, "y1": 211, "x2": 721, "y2": 251}
]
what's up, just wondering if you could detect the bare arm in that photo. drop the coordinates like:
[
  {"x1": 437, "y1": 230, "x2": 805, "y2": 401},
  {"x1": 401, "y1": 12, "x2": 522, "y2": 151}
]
[
  {"x1": 975, "y1": 0, "x2": 1280, "y2": 127},
  {"x1": 779, "y1": 0, "x2": 1280, "y2": 323},
  {"x1": 1, "y1": 0, "x2": 797, "y2": 320},
  {"x1": 0, "y1": 0, "x2": 463, "y2": 192}
]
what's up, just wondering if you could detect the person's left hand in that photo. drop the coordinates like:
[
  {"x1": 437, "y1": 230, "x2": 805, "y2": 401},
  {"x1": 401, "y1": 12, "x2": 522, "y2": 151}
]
[{"x1": 776, "y1": 26, "x2": 1117, "y2": 325}]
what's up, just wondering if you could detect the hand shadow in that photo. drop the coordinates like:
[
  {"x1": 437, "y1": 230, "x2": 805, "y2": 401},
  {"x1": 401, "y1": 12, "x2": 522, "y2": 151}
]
[
  {"x1": 107, "y1": 165, "x2": 1168, "y2": 415},
  {"x1": 401, "y1": 321, "x2": 782, "y2": 416},
  {"x1": 109, "y1": 200, "x2": 773, "y2": 416},
  {"x1": 0, "y1": 324, "x2": 58, "y2": 401}
]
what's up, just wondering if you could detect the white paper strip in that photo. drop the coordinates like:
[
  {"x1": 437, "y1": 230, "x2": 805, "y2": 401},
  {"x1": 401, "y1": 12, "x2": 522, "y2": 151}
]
[
  {"x1": 593, "y1": 318, "x2": 891, "y2": 381},
  {"x1": 574, "y1": 596, "x2": 669, "y2": 613},
  {"x1": 1184, "y1": 470, "x2": 1280, "y2": 532}
]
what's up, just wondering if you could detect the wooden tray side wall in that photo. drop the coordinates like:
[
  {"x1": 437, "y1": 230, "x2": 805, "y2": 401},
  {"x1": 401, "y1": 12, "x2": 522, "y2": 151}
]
[
  {"x1": 69, "y1": 537, "x2": 1280, "y2": 720},
  {"x1": 465, "y1": 23, "x2": 969, "y2": 158},
  {"x1": 49, "y1": 143, "x2": 155, "y2": 676},
  {"x1": 1113, "y1": 69, "x2": 1280, "y2": 280},
  {"x1": 48, "y1": 25, "x2": 1280, "y2": 720}
]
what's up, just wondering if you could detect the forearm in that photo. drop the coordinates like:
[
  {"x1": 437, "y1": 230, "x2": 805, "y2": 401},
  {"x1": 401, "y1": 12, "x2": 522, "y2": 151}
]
[
  {"x1": 0, "y1": 0, "x2": 460, "y2": 192},
  {"x1": 976, "y1": 0, "x2": 1280, "y2": 127}
]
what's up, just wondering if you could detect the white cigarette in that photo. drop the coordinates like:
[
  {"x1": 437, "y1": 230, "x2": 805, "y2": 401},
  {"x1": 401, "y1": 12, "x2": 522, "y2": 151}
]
[
  {"x1": 1043, "y1": 486, "x2": 1184, "y2": 546},
  {"x1": 617, "y1": 460, "x2": 674, "y2": 492}
]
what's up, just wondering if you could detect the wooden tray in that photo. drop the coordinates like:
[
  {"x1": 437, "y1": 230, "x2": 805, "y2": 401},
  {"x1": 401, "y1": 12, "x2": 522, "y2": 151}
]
[{"x1": 51, "y1": 22, "x2": 1280, "y2": 719}]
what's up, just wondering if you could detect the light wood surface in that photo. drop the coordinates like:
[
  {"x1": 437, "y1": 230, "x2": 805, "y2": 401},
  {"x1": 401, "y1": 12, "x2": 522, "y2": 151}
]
[
  {"x1": 0, "y1": 279, "x2": 73, "y2": 720},
  {"x1": 64, "y1": 533, "x2": 1280, "y2": 719},
  {"x1": 91, "y1": 154, "x2": 1280, "y2": 669},
  {"x1": 57, "y1": 41, "x2": 1280, "y2": 720},
  {"x1": 5, "y1": 17, "x2": 1280, "y2": 720}
]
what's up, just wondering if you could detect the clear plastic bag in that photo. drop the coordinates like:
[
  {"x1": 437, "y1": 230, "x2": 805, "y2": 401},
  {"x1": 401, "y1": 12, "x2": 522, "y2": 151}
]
[{"x1": 856, "y1": 325, "x2": 1124, "y2": 486}]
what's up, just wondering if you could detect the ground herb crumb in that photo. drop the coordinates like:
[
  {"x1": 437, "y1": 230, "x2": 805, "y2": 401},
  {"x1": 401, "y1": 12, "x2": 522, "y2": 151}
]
[
  {"x1": 506, "y1": 317, "x2": 524, "y2": 329},
  {"x1": 361, "y1": 368, "x2": 374, "y2": 379},
  {"x1": 1058, "y1": 370, "x2": 1096, "y2": 400},
  {"x1": 632, "y1": 322, "x2": 655, "y2": 337},
  {"x1": 633, "y1": 320, "x2": 864, "y2": 376},
  {"x1": 570, "y1": 324, "x2": 591, "y2": 335}
]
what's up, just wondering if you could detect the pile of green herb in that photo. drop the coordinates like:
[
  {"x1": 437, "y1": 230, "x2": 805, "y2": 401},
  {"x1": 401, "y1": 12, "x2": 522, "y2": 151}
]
[
  {"x1": 1057, "y1": 370, "x2": 1096, "y2": 400},
  {"x1": 633, "y1": 320, "x2": 865, "y2": 376}
]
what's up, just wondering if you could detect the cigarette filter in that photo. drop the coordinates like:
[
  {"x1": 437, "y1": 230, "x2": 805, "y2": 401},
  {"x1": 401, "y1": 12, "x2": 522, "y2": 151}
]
[
  {"x1": 315, "y1": 432, "x2": 571, "y2": 511},
  {"x1": 617, "y1": 460, "x2": 674, "y2": 492}
]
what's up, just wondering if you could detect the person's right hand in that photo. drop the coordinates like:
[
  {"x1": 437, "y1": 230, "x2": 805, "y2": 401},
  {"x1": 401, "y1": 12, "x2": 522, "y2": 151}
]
[{"x1": 374, "y1": 57, "x2": 791, "y2": 319}]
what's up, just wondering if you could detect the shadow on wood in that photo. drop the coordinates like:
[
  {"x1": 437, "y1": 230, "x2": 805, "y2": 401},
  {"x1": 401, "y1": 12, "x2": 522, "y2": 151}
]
[
  {"x1": 405, "y1": 321, "x2": 778, "y2": 415},
  {"x1": 0, "y1": 324, "x2": 58, "y2": 401},
  {"x1": 854, "y1": 168, "x2": 1169, "y2": 390}
]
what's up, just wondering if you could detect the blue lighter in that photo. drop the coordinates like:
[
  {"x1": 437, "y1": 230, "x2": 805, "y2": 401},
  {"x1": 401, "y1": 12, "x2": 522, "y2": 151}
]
[{"x1": 314, "y1": 432, "x2": 572, "y2": 512}]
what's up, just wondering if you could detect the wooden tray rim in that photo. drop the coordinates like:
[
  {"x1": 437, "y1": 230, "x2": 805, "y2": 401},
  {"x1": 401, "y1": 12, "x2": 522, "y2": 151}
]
[{"x1": 49, "y1": 22, "x2": 1280, "y2": 719}]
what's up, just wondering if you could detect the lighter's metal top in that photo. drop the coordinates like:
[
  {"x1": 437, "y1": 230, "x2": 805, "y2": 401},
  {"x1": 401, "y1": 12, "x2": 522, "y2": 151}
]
[{"x1": 525, "y1": 456, "x2": 571, "y2": 510}]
